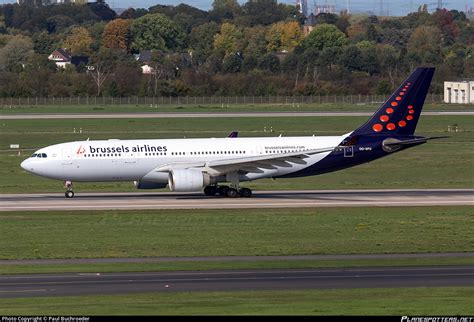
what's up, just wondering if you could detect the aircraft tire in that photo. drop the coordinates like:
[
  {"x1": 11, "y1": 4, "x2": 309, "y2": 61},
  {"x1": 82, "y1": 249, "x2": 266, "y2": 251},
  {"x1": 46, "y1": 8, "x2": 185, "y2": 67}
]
[
  {"x1": 217, "y1": 185, "x2": 229, "y2": 196},
  {"x1": 226, "y1": 188, "x2": 239, "y2": 198},
  {"x1": 239, "y1": 188, "x2": 252, "y2": 198},
  {"x1": 65, "y1": 191, "x2": 74, "y2": 198}
]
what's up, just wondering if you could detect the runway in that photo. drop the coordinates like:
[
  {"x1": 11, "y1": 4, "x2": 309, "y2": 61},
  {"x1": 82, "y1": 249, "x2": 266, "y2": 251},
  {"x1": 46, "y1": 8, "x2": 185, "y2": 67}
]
[
  {"x1": 1, "y1": 189, "x2": 473, "y2": 211},
  {"x1": 0, "y1": 266, "x2": 473, "y2": 298},
  {"x1": 1, "y1": 111, "x2": 473, "y2": 119}
]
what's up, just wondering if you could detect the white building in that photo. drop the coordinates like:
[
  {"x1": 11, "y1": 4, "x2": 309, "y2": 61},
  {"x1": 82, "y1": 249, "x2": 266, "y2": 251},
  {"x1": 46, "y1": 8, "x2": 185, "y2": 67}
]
[
  {"x1": 444, "y1": 81, "x2": 474, "y2": 104},
  {"x1": 296, "y1": 0, "x2": 308, "y2": 17}
]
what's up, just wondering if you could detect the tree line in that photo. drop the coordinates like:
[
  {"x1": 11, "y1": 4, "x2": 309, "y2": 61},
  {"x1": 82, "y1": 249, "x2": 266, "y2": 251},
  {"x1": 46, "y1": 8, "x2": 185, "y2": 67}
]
[{"x1": 0, "y1": 0, "x2": 472, "y2": 98}]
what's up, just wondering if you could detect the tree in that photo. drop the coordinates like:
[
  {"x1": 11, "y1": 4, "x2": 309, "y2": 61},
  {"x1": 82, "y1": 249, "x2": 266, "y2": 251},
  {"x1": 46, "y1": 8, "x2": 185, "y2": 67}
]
[
  {"x1": 0, "y1": 35, "x2": 34, "y2": 72},
  {"x1": 266, "y1": 21, "x2": 303, "y2": 53},
  {"x1": 258, "y1": 53, "x2": 280, "y2": 73},
  {"x1": 63, "y1": 26, "x2": 93, "y2": 55},
  {"x1": 242, "y1": 25, "x2": 267, "y2": 57},
  {"x1": 356, "y1": 40, "x2": 379, "y2": 75},
  {"x1": 407, "y1": 26, "x2": 443, "y2": 64},
  {"x1": 88, "y1": 48, "x2": 132, "y2": 96},
  {"x1": 189, "y1": 22, "x2": 219, "y2": 65},
  {"x1": 209, "y1": 0, "x2": 241, "y2": 21},
  {"x1": 377, "y1": 44, "x2": 399, "y2": 85},
  {"x1": 130, "y1": 13, "x2": 186, "y2": 52},
  {"x1": 213, "y1": 22, "x2": 243, "y2": 56},
  {"x1": 32, "y1": 31, "x2": 55, "y2": 54},
  {"x1": 238, "y1": 0, "x2": 299, "y2": 26},
  {"x1": 430, "y1": 9, "x2": 460, "y2": 46},
  {"x1": 222, "y1": 53, "x2": 242, "y2": 73},
  {"x1": 102, "y1": 18, "x2": 131, "y2": 52},
  {"x1": 339, "y1": 45, "x2": 364, "y2": 72},
  {"x1": 301, "y1": 24, "x2": 347, "y2": 51},
  {"x1": 87, "y1": 1, "x2": 116, "y2": 21},
  {"x1": 366, "y1": 24, "x2": 381, "y2": 43},
  {"x1": 119, "y1": 7, "x2": 148, "y2": 20}
]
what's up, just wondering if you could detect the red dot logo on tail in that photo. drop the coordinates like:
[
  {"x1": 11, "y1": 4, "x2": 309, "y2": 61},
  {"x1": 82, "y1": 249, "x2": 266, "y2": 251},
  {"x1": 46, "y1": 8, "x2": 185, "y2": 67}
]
[{"x1": 372, "y1": 124, "x2": 383, "y2": 132}]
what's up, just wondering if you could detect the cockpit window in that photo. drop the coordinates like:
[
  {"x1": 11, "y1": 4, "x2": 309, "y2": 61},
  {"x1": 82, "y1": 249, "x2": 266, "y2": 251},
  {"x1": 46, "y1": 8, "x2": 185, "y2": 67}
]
[
  {"x1": 37, "y1": 154, "x2": 42, "y2": 158},
  {"x1": 41, "y1": 153, "x2": 47, "y2": 158},
  {"x1": 31, "y1": 153, "x2": 37, "y2": 158}
]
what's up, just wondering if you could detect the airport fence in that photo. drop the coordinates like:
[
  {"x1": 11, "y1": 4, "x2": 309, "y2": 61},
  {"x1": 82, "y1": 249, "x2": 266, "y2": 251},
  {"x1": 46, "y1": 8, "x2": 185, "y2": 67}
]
[{"x1": 0, "y1": 94, "x2": 445, "y2": 107}]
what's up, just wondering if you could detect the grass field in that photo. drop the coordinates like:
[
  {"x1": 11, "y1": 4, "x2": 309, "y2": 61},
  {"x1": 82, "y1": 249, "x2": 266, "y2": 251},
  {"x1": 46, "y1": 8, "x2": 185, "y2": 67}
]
[
  {"x1": 1, "y1": 102, "x2": 473, "y2": 114},
  {"x1": 1, "y1": 115, "x2": 473, "y2": 193},
  {"x1": 1, "y1": 287, "x2": 473, "y2": 315},
  {"x1": 1, "y1": 207, "x2": 472, "y2": 261}
]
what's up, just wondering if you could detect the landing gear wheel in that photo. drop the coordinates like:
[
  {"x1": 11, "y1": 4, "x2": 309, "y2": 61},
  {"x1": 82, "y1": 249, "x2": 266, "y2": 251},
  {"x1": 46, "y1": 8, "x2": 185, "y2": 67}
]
[
  {"x1": 217, "y1": 185, "x2": 230, "y2": 196},
  {"x1": 204, "y1": 186, "x2": 217, "y2": 196},
  {"x1": 239, "y1": 188, "x2": 252, "y2": 198},
  {"x1": 226, "y1": 188, "x2": 239, "y2": 198},
  {"x1": 65, "y1": 190, "x2": 74, "y2": 198}
]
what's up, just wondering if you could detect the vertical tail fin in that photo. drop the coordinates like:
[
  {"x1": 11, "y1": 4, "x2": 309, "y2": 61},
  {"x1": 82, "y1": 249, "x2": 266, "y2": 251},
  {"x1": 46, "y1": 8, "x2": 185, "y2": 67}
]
[{"x1": 352, "y1": 67, "x2": 435, "y2": 136}]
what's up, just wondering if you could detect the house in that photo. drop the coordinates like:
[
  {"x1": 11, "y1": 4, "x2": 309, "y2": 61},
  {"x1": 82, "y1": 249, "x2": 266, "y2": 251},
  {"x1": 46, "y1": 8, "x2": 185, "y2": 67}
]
[
  {"x1": 444, "y1": 81, "x2": 474, "y2": 104},
  {"x1": 135, "y1": 50, "x2": 156, "y2": 75},
  {"x1": 48, "y1": 48, "x2": 72, "y2": 68},
  {"x1": 48, "y1": 49, "x2": 89, "y2": 69}
]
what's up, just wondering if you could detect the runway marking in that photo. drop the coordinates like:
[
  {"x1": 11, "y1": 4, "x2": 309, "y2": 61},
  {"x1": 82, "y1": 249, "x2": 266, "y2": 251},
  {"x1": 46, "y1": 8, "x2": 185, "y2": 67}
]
[
  {"x1": 2, "y1": 273, "x2": 474, "y2": 288},
  {"x1": 2, "y1": 266, "x2": 473, "y2": 281}
]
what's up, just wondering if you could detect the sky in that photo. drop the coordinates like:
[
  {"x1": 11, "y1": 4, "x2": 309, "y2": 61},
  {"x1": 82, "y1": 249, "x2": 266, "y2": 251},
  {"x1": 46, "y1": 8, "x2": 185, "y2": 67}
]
[{"x1": 0, "y1": 0, "x2": 472, "y2": 16}]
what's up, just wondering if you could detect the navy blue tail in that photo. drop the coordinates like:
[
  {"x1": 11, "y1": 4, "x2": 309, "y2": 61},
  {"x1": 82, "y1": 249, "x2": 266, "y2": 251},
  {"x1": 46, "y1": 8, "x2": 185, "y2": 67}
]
[{"x1": 352, "y1": 67, "x2": 435, "y2": 136}]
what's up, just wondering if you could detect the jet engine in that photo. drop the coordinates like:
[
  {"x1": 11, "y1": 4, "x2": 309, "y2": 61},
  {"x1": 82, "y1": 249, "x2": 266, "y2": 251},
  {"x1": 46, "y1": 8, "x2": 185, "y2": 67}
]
[
  {"x1": 134, "y1": 181, "x2": 167, "y2": 189},
  {"x1": 168, "y1": 169, "x2": 210, "y2": 192}
]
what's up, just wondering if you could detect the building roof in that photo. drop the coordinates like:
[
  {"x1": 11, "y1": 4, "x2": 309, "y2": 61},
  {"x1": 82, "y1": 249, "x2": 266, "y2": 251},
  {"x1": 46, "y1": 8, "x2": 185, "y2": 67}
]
[{"x1": 49, "y1": 48, "x2": 72, "y2": 62}]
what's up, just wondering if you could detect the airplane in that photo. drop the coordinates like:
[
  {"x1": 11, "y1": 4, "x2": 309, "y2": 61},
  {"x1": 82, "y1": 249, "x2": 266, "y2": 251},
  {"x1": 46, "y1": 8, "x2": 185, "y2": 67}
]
[{"x1": 21, "y1": 67, "x2": 438, "y2": 198}]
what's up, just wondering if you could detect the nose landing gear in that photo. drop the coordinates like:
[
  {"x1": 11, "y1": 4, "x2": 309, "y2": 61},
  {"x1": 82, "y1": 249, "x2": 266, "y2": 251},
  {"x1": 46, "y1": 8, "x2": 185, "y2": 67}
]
[{"x1": 64, "y1": 181, "x2": 74, "y2": 198}]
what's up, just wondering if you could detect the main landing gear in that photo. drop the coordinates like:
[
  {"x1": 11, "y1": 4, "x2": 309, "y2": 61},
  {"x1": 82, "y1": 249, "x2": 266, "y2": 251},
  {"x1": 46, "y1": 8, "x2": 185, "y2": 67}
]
[
  {"x1": 64, "y1": 180, "x2": 74, "y2": 198},
  {"x1": 204, "y1": 185, "x2": 252, "y2": 198}
]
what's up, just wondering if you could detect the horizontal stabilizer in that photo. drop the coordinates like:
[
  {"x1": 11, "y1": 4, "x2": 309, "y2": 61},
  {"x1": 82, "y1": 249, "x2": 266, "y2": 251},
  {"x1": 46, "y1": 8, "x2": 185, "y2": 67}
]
[{"x1": 382, "y1": 136, "x2": 448, "y2": 152}]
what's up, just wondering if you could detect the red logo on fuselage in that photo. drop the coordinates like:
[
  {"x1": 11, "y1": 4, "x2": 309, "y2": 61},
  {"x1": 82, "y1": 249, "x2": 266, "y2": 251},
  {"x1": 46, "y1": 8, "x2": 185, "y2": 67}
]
[{"x1": 76, "y1": 145, "x2": 86, "y2": 155}]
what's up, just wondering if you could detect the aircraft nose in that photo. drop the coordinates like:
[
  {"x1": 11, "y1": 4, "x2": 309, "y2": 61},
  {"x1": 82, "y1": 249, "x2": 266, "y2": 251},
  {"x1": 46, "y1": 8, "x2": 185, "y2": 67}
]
[{"x1": 21, "y1": 159, "x2": 32, "y2": 172}]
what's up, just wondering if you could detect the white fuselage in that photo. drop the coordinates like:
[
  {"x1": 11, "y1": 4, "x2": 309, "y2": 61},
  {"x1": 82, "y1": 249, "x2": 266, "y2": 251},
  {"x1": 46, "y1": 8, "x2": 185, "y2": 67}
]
[{"x1": 21, "y1": 135, "x2": 345, "y2": 184}]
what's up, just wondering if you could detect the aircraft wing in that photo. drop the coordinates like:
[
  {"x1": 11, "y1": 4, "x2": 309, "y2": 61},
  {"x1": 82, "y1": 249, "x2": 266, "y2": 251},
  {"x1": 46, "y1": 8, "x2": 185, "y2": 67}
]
[
  {"x1": 204, "y1": 146, "x2": 335, "y2": 175},
  {"x1": 154, "y1": 147, "x2": 334, "y2": 175}
]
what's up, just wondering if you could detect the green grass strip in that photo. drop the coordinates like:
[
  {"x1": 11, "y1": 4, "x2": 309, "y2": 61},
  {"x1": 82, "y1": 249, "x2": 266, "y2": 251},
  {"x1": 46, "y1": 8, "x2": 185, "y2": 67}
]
[
  {"x1": 1, "y1": 207, "x2": 473, "y2": 260},
  {"x1": 0, "y1": 287, "x2": 473, "y2": 315}
]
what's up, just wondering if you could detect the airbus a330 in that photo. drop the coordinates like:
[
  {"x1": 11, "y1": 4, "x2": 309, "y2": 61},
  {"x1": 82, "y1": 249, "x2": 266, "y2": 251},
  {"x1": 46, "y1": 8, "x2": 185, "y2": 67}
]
[{"x1": 21, "y1": 67, "x2": 438, "y2": 198}]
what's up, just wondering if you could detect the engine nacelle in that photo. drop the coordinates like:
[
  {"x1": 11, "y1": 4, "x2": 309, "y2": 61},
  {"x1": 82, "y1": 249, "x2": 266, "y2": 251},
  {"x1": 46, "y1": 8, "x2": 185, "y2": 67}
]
[
  {"x1": 134, "y1": 180, "x2": 167, "y2": 189},
  {"x1": 168, "y1": 169, "x2": 210, "y2": 192}
]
